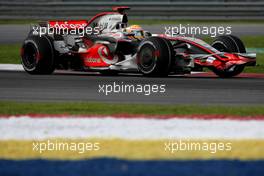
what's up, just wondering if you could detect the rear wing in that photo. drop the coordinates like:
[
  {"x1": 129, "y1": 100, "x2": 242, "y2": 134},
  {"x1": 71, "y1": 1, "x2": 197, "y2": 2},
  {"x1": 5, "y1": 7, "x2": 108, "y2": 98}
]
[{"x1": 112, "y1": 6, "x2": 130, "y2": 13}]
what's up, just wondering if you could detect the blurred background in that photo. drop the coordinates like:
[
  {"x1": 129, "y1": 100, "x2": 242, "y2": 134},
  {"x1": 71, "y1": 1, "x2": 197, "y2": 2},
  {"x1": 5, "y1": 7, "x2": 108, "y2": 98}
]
[{"x1": 0, "y1": 0, "x2": 263, "y2": 20}]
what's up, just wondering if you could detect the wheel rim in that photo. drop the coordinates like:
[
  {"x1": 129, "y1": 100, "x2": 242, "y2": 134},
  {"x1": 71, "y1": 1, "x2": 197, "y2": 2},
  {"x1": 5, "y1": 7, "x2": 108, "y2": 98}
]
[
  {"x1": 138, "y1": 44, "x2": 156, "y2": 72},
  {"x1": 22, "y1": 43, "x2": 38, "y2": 70}
]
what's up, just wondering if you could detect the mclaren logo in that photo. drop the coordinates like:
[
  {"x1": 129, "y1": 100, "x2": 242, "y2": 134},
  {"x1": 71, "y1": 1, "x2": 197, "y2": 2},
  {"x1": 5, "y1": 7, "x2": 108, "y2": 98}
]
[{"x1": 98, "y1": 46, "x2": 118, "y2": 64}]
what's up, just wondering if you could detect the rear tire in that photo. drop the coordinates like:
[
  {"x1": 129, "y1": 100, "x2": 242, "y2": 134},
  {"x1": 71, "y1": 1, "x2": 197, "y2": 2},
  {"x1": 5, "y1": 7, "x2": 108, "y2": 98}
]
[
  {"x1": 21, "y1": 35, "x2": 55, "y2": 74},
  {"x1": 137, "y1": 37, "x2": 173, "y2": 76},
  {"x1": 211, "y1": 35, "x2": 246, "y2": 78}
]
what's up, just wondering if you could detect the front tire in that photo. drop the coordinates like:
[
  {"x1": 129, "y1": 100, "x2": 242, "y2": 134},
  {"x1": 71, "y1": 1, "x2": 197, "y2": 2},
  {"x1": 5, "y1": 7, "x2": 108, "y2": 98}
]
[
  {"x1": 21, "y1": 35, "x2": 55, "y2": 74},
  {"x1": 137, "y1": 37, "x2": 173, "y2": 76},
  {"x1": 211, "y1": 35, "x2": 246, "y2": 78}
]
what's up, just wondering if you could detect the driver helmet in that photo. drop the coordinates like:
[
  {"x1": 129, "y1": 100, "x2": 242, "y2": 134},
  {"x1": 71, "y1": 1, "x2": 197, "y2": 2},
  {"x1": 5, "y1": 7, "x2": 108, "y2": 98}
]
[
  {"x1": 124, "y1": 25, "x2": 145, "y2": 39},
  {"x1": 126, "y1": 25, "x2": 142, "y2": 32}
]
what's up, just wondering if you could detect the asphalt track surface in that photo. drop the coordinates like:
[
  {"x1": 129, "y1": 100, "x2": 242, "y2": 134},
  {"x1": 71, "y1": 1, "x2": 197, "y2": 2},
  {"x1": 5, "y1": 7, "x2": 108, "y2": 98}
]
[
  {"x1": 0, "y1": 24, "x2": 264, "y2": 44},
  {"x1": 0, "y1": 70, "x2": 263, "y2": 105}
]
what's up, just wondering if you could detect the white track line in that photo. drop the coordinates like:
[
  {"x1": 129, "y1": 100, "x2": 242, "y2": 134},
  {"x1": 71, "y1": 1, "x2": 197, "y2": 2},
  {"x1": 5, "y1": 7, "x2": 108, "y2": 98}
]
[
  {"x1": 1, "y1": 116, "x2": 264, "y2": 140},
  {"x1": 0, "y1": 64, "x2": 203, "y2": 74},
  {"x1": 0, "y1": 64, "x2": 23, "y2": 71}
]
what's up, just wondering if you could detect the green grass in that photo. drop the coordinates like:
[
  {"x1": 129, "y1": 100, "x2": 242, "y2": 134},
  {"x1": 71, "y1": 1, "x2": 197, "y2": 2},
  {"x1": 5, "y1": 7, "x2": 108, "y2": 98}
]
[
  {"x1": 1, "y1": 19, "x2": 264, "y2": 25},
  {"x1": 0, "y1": 101, "x2": 263, "y2": 116},
  {"x1": 0, "y1": 36, "x2": 263, "y2": 73},
  {"x1": 0, "y1": 44, "x2": 21, "y2": 64}
]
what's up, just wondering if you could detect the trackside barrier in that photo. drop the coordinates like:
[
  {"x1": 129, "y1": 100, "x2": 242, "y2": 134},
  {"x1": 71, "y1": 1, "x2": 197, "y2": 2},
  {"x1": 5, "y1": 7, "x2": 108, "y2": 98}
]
[{"x1": 0, "y1": 1, "x2": 263, "y2": 20}]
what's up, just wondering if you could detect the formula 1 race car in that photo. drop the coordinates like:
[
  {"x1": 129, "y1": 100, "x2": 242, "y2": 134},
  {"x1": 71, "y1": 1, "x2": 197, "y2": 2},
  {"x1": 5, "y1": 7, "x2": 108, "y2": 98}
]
[{"x1": 21, "y1": 6, "x2": 256, "y2": 77}]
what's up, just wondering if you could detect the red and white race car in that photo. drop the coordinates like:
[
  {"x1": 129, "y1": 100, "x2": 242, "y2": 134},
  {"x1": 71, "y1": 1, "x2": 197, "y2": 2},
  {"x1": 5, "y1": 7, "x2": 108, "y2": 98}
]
[{"x1": 21, "y1": 6, "x2": 256, "y2": 77}]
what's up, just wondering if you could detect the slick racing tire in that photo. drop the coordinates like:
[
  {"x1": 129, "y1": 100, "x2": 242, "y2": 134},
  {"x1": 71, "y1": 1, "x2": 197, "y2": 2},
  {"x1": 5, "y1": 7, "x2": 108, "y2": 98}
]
[
  {"x1": 211, "y1": 35, "x2": 246, "y2": 78},
  {"x1": 137, "y1": 37, "x2": 173, "y2": 76},
  {"x1": 21, "y1": 35, "x2": 55, "y2": 74}
]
